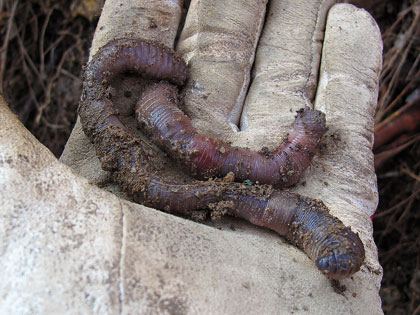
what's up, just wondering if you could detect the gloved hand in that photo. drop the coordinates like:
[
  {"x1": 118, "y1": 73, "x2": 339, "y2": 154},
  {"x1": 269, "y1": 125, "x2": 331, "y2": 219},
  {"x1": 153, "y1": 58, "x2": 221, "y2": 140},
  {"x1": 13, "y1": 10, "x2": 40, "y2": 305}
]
[{"x1": 0, "y1": 0, "x2": 383, "y2": 314}]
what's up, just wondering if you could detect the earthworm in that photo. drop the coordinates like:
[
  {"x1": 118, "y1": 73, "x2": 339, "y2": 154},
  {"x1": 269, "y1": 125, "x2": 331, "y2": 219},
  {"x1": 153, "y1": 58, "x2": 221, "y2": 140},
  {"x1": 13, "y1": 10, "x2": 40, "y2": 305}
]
[
  {"x1": 135, "y1": 82, "x2": 327, "y2": 187},
  {"x1": 83, "y1": 37, "x2": 187, "y2": 88},
  {"x1": 78, "y1": 37, "x2": 365, "y2": 279}
]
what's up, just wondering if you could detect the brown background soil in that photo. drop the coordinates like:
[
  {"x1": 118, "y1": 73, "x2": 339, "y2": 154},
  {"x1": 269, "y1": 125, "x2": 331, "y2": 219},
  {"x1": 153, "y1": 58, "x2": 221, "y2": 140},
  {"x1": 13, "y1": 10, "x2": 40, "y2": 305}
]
[{"x1": 1, "y1": 0, "x2": 419, "y2": 313}]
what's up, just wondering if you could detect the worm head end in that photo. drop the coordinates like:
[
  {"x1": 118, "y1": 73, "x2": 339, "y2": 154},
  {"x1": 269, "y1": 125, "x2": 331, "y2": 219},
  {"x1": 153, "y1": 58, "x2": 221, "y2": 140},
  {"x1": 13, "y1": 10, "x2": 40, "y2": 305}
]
[
  {"x1": 294, "y1": 108, "x2": 328, "y2": 137},
  {"x1": 315, "y1": 231, "x2": 365, "y2": 280}
]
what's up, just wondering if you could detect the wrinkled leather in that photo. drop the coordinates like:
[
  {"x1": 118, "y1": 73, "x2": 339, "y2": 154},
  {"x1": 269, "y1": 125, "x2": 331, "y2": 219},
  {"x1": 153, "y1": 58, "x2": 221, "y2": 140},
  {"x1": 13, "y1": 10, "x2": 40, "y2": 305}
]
[{"x1": 1, "y1": 1, "x2": 383, "y2": 314}]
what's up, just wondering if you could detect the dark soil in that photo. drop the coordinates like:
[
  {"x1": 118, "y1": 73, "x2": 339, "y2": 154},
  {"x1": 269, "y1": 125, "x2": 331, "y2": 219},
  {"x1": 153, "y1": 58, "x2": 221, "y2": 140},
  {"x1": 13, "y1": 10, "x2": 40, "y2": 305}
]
[
  {"x1": 1, "y1": 0, "x2": 419, "y2": 313},
  {"x1": 0, "y1": 0, "x2": 97, "y2": 156}
]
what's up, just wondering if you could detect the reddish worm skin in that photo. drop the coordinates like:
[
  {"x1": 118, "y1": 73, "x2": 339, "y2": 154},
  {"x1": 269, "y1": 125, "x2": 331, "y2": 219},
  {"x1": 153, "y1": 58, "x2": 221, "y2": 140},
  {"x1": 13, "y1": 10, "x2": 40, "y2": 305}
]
[
  {"x1": 135, "y1": 82, "x2": 327, "y2": 187},
  {"x1": 85, "y1": 38, "x2": 187, "y2": 87},
  {"x1": 78, "y1": 38, "x2": 365, "y2": 280}
]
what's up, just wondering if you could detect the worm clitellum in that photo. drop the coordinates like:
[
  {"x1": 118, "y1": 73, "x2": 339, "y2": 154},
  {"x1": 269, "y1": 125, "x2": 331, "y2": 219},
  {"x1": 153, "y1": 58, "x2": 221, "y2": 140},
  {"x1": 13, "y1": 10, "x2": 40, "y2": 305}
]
[{"x1": 78, "y1": 38, "x2": 365, "y2": 280}]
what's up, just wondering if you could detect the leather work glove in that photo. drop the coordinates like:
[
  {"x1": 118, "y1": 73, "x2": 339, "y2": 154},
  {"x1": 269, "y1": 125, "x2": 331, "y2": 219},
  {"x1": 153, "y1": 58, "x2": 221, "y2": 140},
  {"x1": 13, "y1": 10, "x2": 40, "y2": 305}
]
[{"x1": 0, "y1": 0, "x2": 383, "y2": 313}]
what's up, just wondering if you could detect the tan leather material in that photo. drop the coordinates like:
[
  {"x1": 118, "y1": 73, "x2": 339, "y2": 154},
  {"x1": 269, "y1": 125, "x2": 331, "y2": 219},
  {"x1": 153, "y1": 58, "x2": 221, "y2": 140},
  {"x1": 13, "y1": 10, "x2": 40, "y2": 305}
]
[{"x1": 2, "y1": 1, "x2": 383, "y2": 313}]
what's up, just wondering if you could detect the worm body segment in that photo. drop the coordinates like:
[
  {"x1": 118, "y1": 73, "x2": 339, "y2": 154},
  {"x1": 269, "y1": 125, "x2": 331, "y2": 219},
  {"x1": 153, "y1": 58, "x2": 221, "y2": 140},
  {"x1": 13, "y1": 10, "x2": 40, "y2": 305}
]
[
  {"x1": 86, "y1": 38, "x2": 187, "y2": 87},
  {"x1": 135, "y1": 82, "x2": 327, "y2": 187}
]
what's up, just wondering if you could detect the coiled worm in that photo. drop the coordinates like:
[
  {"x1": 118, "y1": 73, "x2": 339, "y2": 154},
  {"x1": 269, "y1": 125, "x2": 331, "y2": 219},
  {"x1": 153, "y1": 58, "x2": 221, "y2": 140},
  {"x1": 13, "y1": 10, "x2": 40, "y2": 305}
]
[{"x1": 78, "y1": 38, "x2": 365, "y2": 279}]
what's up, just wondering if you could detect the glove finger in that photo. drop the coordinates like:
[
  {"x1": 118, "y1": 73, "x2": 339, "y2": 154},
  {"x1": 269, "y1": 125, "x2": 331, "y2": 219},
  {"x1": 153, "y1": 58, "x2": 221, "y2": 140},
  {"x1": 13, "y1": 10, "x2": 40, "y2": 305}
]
[
  {"x1": 177, "y1": 0, "x2": 268, "y2": 135},
  {"x1": 231, "y1": 0, "x2": 337, "y2": 148},
  {"x1": 91, "y1": 0, "x2": 182, "y2": 54},
  {"x1": 288, "y1": 3, "x2": 383, "y2": 307},
  {"x1": 301, "y1": 2, "x2": 383, "y2": 279},
  {"x1": 310, "y1": 3, "x2": 382, "y2": 220}
]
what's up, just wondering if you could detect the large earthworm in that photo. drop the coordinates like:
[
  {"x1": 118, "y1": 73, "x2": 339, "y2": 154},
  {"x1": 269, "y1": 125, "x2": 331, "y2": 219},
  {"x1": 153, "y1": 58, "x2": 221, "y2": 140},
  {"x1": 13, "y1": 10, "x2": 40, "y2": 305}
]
[
  {"x1": 135, "y1": 82, "x2": 327, "y2": 186},
  {"x1": 78, "y1": 37, "x2": 365, "y2": 279}
]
